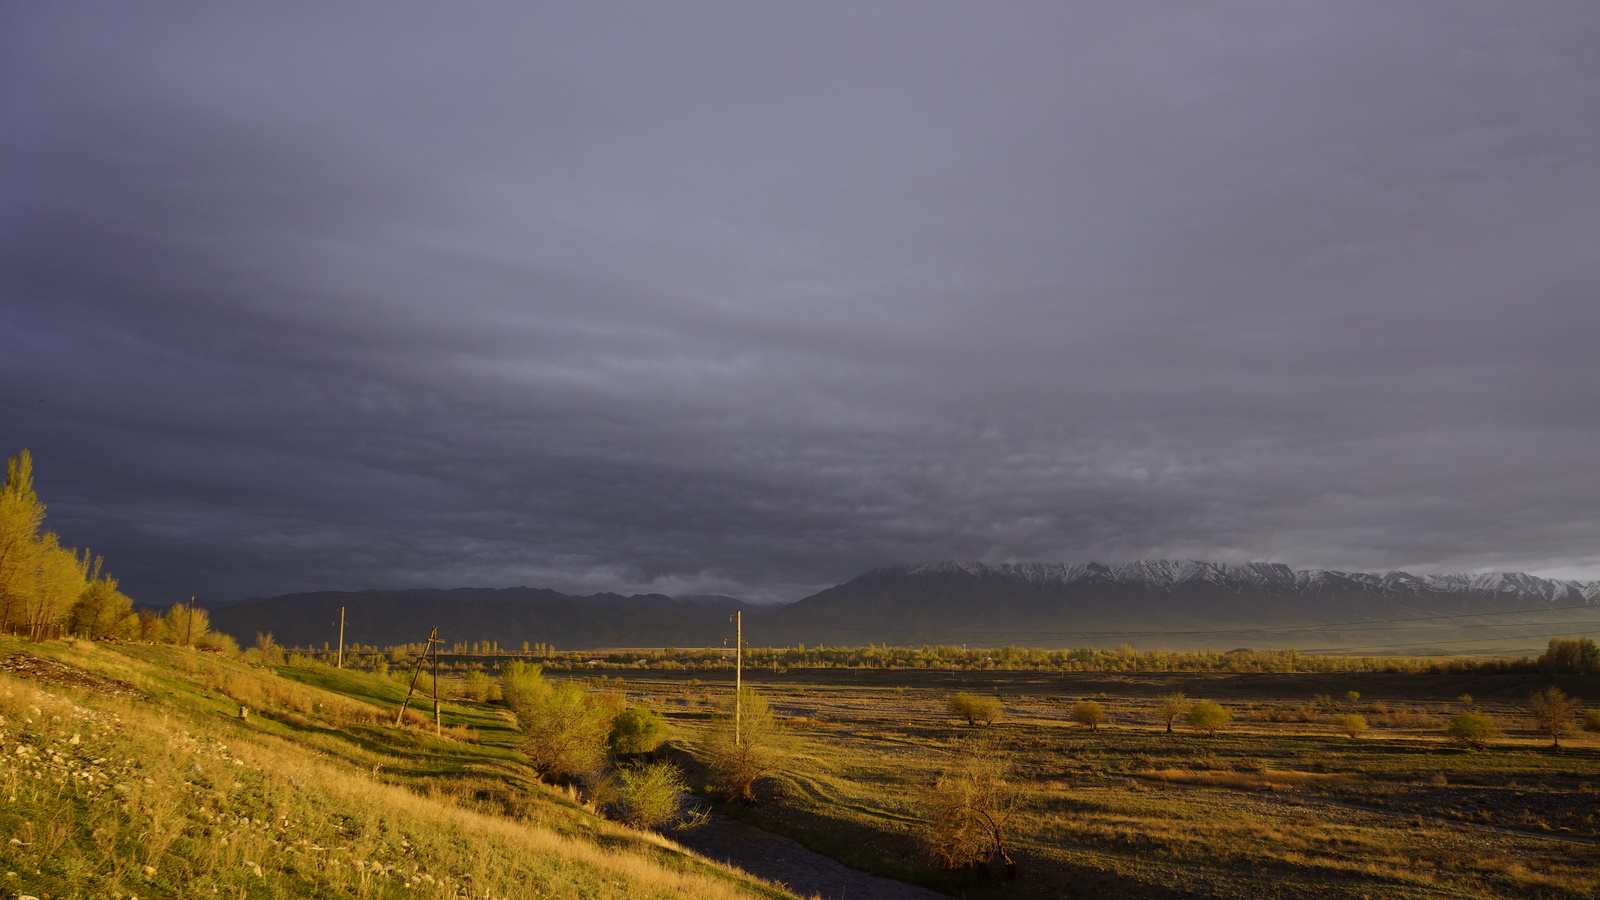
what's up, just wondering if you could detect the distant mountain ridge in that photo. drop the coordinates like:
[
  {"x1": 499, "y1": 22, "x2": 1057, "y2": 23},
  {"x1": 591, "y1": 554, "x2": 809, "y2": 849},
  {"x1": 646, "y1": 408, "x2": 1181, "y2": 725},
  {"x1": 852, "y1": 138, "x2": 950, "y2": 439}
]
[
  {"x1": 209, "y1": 587, "x2": 751, "y2": 650},
  {"x1": 759, "y1": 560, "x2": 1600, "y2": 651},
  {"x1": 208, "y1": 561, "x2": 1600, "y2": 652},
  {"x1": 884, "y1": 560, "x2": 1600, "y2": 604}
]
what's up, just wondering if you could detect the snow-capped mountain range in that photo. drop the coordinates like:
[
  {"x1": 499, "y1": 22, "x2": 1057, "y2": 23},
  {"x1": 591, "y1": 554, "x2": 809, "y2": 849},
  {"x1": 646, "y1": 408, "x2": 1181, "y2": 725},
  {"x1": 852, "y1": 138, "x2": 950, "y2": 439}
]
[{"x1": 887, "y1": 560, "x2": 1600, "y2": 605}]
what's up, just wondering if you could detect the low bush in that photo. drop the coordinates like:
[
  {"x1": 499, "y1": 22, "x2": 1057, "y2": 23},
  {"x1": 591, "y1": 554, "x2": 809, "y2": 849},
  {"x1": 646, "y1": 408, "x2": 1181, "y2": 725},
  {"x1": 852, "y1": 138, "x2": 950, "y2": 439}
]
[
  {"x1": 1071, "y1": 699, "x2": 1106, "y2": 732},
  {"x1": 607, "y1": 762, "x2": 695, "y2": 830},
  {"x1": 1447, "y1": 712, "x2": 1499, "y2": 748},
  {"x1": 609, "y1": 705, "x2": 668, "y2": 755},
  {"x1": 1188, "y1": 700, "x2": 1231, "y2": 736},
  {"x1": 1328, "y1": 713, "x2": 1368, "y2": 738},
  {"x1": 948, "y1": 692, "x2": 1003, "y2": 727}
]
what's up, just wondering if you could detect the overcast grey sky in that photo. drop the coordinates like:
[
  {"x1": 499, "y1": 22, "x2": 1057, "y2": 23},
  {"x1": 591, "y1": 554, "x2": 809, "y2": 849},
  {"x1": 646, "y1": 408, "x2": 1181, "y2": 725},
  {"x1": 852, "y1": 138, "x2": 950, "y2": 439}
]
[{"x1": 3, "y1": 2, "x2": 1598, "y2": 605}]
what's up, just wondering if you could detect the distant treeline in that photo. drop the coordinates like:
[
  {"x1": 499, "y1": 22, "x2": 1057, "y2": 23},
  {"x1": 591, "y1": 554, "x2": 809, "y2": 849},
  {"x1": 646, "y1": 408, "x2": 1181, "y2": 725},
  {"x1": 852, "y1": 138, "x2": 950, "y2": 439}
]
[
  {"x1": 291, "y1": 637, "x2": 1600, "y2": 676},
  {"x1": 0, "y1": 449, "x2": 234, "y2": 650}
]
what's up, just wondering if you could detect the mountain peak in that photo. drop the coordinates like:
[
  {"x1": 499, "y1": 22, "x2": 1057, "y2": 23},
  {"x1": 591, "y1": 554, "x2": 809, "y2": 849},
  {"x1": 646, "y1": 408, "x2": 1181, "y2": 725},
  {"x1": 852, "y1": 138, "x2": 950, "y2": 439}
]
[{"x1": 873, "y1": 559, "x2": 1600, "y2": 603}]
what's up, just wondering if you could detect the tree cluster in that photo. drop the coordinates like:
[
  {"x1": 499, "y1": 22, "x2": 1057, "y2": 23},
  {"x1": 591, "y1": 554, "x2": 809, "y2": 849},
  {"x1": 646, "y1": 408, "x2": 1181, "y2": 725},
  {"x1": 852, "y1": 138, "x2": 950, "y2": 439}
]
[
  {"x1": 1539, "y1": 637, "x2": 1599, "y2": 675},
  {"x1": 0, "y1": 450, "x2": 237, "y2": 650},
  {"x1": 1, "y1": 450, "x2": 132, "y2": 641}
]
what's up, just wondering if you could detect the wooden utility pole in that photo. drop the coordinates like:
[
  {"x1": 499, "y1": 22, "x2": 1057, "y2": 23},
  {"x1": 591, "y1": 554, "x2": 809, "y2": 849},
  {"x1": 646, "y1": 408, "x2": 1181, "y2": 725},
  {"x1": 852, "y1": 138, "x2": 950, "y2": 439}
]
[
  {"x1": 336, "y1": 606, "x2": 346, "y2": 668},
  {"x1": 431, "y1": 632, "x2": 442, "y2": 736},
  {"x1": 184, "y1": 597, "x2": 195, "y2": 647},
  {"x1": 728, "y1": 611, "x2": 744, "y2": 745},
  {"x1": 394, "y1": 626, "x2": 444, "y2": 728}
]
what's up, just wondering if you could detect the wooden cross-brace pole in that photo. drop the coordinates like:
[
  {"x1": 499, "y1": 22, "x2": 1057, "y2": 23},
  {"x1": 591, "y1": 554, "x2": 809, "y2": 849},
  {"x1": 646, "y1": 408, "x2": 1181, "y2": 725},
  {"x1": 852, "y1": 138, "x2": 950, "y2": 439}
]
[{"x1": 394, "y1": 626, "x2": 445, "y2": 727}]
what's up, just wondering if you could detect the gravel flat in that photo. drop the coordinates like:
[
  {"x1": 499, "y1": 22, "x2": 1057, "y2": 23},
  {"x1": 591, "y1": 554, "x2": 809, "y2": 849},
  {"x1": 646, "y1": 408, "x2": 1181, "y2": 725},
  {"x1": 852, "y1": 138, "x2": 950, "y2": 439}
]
[{"x1": 672, "y1": 809, "x2": 949, "y2": 900}]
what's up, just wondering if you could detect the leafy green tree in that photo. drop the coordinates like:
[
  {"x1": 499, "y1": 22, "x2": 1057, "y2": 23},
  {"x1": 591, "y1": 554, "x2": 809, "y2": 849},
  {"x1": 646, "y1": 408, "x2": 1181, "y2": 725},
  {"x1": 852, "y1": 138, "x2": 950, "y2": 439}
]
[
  {"x1": 68, "y1": 559, "x2": 137, "y2": 640},
  {"x1": 608, "y1": 704, "x2": 668, "y2": 756},
  {"x1": 163, "y1": 602, "x2": 213, "y2": 647},
  {"x1": 1070, "y1": 699, "x2": 1106, "y2": 732},
  {"x1": 1187, "y1": 700, "x2": 1231, "y2": 736},
  {"x1": 0, "y1": 450, "x2": 46, "y2": 631},
  {"x1": 520, "y1": 682, "x2": 614, "y2": 778},
  {"x1": 1447, "y1": 712, "x2": 1499, "y2": 748},
  {"x1": 699, "y1": 689, "x2": 787, "y2": 802},
  {"x1": 500, "y1": 663, "x2": 615, "y2": 779},
  {"x1": 1154, "y1": 693, "x2": 1190, "y2": 734},
  {"x1": 1525, "y1": 686, "x2": 1582, "y2": 748},
  {"x1": 499, "y1": 660, "x2": 546, "y2": 709},
  {"x1": 0, "y1": 451, "x2": 102, "y2": 638},
  {"x1": 1584, "y1": 710, "x2": 1600, "y2": 733},
  {"x1": 462, "y1": 670, "x2": 492, "y2": 702},
  {"x1": 24, "y1": 535, "x2": 89, "y2": 637},
  {"x1": 948, "y1": 692, "x2": 1002, "y2": 727},
  {"x1": 195, "y1": 630, "x2": 239, "y2": 654}
]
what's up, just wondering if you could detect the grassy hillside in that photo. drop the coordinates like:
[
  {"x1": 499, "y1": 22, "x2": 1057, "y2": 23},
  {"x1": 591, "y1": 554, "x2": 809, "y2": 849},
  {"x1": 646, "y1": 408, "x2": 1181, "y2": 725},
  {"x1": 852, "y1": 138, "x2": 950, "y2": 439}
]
[{"x1": 0, "y1": 637, "x2": 796, "y2": 900}]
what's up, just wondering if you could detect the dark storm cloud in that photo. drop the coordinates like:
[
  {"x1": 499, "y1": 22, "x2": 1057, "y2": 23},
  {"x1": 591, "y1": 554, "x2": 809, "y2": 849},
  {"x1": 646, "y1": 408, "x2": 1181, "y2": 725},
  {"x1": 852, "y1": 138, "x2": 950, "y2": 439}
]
[{"x1": 4, "y1": 2, "x2": 1599, "y2": 604}]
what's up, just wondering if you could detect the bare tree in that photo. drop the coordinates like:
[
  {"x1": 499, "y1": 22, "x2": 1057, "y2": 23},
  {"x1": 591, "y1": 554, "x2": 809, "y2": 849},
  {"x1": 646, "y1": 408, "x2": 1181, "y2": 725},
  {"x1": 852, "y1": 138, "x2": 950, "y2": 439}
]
[
  {"x1": 920, "y1": 740, "x2": 1018, "y2": 879},
  {"x1": 699, "y1": 689, "x2": 788, "y2": 802},
  {"x1": 1526, "y1": 686, "x2": 1582, "y2": 748},
  {"x1": 1154, "y1": 693, "x2": 1190, "y2": 734}
]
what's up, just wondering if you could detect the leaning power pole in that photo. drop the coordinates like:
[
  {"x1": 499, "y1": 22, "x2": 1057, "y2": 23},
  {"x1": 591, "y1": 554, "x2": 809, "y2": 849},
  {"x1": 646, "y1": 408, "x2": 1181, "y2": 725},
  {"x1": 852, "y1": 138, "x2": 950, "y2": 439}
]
[
  {"x1": 336, "y1": 606, "x2": 346, "y2": 669},
  {"x1": 394, "y1": 626, "x2": 444, "y2": 728}
]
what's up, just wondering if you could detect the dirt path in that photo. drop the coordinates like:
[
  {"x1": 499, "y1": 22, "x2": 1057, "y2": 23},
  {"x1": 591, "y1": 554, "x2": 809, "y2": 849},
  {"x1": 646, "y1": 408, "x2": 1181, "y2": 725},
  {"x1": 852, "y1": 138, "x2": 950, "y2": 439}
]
[{"x1": 672, "y1": 807, "x2": 948, "y2": 900}]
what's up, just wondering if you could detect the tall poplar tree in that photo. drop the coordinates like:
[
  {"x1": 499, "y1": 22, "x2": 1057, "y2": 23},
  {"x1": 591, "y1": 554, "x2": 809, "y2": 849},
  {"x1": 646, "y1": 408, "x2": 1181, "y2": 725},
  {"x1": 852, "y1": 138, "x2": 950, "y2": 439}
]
[
  {"x1": 0, "y1": 450, "x2": 99, "y2": 637},
  {"x1": 0, "y1": 450, "x2": 47, "y2": 630}
]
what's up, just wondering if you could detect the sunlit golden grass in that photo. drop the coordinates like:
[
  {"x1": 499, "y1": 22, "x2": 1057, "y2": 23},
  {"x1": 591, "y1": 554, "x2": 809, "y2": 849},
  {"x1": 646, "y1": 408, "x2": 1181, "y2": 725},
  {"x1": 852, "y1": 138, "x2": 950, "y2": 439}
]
[
  {"x1": 0, "y1": 641, "x2": 799, "y2": 900},
  {"x1": 1135, "y1": 767, "x2": 1344, "y2": 790}
]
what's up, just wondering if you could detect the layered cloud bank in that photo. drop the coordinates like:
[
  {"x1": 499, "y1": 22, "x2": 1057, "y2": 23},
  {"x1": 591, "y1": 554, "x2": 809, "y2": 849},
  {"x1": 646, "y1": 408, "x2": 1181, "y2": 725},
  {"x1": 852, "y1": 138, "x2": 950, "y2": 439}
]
[{"x1": 4, "y1": 4, "x2": 1599, "y2": 604}]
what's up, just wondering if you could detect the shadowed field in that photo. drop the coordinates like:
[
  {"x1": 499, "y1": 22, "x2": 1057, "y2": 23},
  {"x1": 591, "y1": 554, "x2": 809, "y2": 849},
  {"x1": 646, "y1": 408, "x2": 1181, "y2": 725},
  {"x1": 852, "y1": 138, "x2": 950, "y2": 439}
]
[{"x1": 620, "y1": 667, "x2": 1600, "y2": 899}]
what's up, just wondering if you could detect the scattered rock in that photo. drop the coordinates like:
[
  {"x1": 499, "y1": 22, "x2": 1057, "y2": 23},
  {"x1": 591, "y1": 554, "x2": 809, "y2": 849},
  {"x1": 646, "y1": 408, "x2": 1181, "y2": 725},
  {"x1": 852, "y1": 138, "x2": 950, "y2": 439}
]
[{"x1": 0, "y1": 653, "x2": 145, "y2": 699}]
